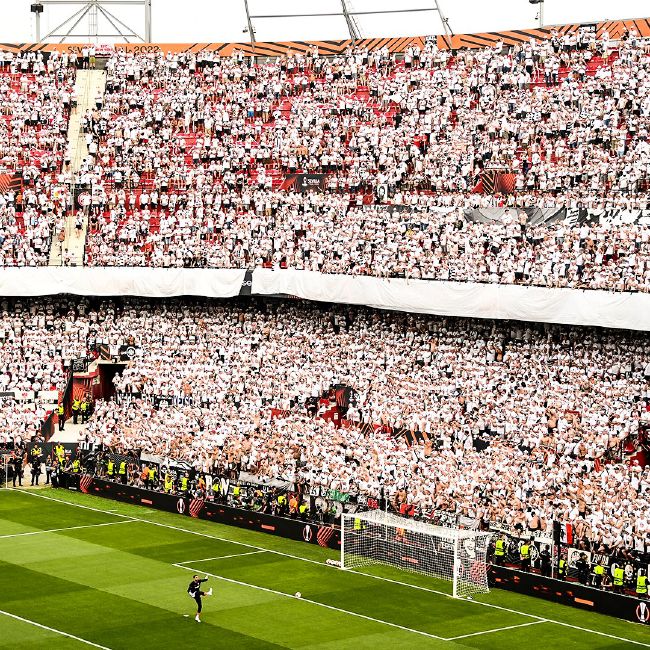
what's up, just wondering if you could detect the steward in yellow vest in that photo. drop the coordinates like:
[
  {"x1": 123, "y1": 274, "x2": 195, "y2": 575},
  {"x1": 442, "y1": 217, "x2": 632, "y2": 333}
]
[
  {"x1": 520, "y1": 541, "x2": 531, "y2": 571},
  {"x1": 164, "y1": 473, "x2": 173, "y2": 493},
  {"x1": 637, "y1": 571, "x2": 648, "y2": 596},
  {"x1": 494, "y1": 537, "x2": 506, "y2": 565},
  {"x1": 55, "y1": 444, "x2": 65, "y2": 465},
  {"x1": 613, "y1": 566, "x2": 625, "y2": 593}
]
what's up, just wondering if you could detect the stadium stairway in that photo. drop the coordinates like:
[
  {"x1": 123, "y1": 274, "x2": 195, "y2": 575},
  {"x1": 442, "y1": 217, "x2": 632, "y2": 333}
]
[{"x1": 49, "y1": 68, "x2": 107, "y2": 267}]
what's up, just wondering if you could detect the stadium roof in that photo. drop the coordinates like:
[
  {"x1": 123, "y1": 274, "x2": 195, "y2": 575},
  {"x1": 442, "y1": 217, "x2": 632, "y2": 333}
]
[{"x1": 3, "y1": 0, "x2": 650, "y2": 44}]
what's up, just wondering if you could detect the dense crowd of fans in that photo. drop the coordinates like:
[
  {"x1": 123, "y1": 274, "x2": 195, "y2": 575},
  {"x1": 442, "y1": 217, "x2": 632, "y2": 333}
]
[
  {"x1": 16, "y1": 296, "x2": 634, "y2": 553},
  {"x1": 76, "y1": 30, "x2": 650, "y2": 289},
  {"x1": 2, "y1": 31, "x2": 650, "y2": 290},
  {"x1": 0, "y1": 51, "x2": 76, "y2": 266},
  {"x1": 0, "y1": 29, "x2": 649, "y2": 572}
]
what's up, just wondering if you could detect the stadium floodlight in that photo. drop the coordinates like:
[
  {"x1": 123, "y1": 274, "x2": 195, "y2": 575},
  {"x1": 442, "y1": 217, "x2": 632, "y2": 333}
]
[
  {"x1": 529, "y1": 0, "x2": 544, "y2": 28},
  {"x1": 341, "y1": 510, "x2": 491, "y2": 599},
  {"x1": 30, "y1": 3, "x2": 45, "y2": 42}
]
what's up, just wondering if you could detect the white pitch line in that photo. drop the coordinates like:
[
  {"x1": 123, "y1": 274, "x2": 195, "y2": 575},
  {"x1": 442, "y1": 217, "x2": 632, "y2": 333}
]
[
  {"x1": 15, "y1": 490, "x2": 650, "y2": 648},
  {"x1": 0, "y1": 520, "x2": 136, "y2": 540},
  {"x1": 444, "y1": 620, "x2": 546, "y2": 640},
  {"x1": 173, "y1": 563, "x2": 446, "y2": 642},
  {"x1": 176, "y1": 551, "x2": 267, "y2": 564},
  {"x1": 0, "y1": 609, "x2": 112, "y2": 650}
]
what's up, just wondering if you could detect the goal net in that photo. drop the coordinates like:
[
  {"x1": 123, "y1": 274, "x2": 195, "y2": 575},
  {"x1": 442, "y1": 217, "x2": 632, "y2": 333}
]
[{"x1": 341, "y1": 510, "x2": 491, "y2": 599}]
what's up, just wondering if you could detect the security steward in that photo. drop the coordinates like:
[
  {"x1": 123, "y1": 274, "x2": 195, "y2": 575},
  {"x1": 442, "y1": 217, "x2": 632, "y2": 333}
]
[
  {"x1": 520, "y1": 539, "x2": 532, "y2": 572},
  {"x1": 613, "y1": 565, "x2": 625, "y2": 594},
  {"x1": 106, "y1": 457, "x2": 115, "y2": 479},
  {"x1": 55, "y1": 443, "x2": 65, "y2": 466},
  {"x1": 71, "y1": 397, "x2": 81, "y2": 424},
  {"x1": 558, "y1": 557, "x2": 566, "y2": 580},
  {"x1": 71, "y1": 456, "x2": 81, "y2": 474},
  {"x1": 494, "y1": 535, "x2": 506, "y2": 565},
  {"x1": 57, "y1": 403, "x2": 65, "y2": 431},
  {"x1": 80, "y1": 399, "x2": 89, "y2": 424},
  {"x1": 145, "y1": 465, "x2": 157, "y2": 490},
  {"x1": 118, "y1": 459, "x2": 127, "y2": 484},
  {"x1": 592, "y1": 561, "x2": 606, "y2": 588},
  {"x1": 30, "y1": 446, "x2": 42, "y2": 486},
  {"x1": 298, "y1": 501, "x2": 309, "y2": 520},
  {"x1": 164, "y1": 472, "x2": 174, "y2": 493},
  {"x1": 637, "y1": 569, "x2": 648, "y2": 598},
  {"x1": 180, "y1": 472, "x2": 189, "y2": 493}
]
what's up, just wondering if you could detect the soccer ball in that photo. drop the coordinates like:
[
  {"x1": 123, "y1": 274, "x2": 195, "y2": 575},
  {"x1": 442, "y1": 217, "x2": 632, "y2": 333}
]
[{"x1": 294, "y1": 592, "x2": 302, "y2": 598}]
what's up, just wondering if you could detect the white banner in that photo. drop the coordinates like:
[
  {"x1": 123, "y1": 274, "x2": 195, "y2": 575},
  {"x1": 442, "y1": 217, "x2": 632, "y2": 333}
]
[
  {"x1": 251, "y1": 269, "x2": 650, "y2": 332},
  {"x1": 0, "y1": 268, "x2": 247, "y2": 298}
]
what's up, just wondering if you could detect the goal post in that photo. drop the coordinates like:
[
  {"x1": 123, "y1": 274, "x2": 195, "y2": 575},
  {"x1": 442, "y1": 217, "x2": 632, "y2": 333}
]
[{"x1": 340, "y1": 510, "x2": 492, "y2": 599}]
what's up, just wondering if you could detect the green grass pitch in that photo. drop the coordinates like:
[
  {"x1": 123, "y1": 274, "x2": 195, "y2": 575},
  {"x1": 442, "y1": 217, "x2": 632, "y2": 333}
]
[{"x1": 0, "y1": 488, "x2": 648, "y2": 649}]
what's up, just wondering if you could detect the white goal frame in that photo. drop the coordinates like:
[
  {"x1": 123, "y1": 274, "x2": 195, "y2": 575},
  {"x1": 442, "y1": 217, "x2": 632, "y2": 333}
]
[{"x1": 341, "y1": 510, "x2": 492, "y2": 599}]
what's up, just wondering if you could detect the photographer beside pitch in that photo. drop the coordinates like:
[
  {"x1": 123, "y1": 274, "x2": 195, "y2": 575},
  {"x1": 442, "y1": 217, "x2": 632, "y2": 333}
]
[{"x1": 187, "y1": 574, "x2": 212, "y2": 622}]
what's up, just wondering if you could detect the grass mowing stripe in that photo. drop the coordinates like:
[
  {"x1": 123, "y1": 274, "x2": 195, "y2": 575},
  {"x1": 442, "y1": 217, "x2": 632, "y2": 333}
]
[
  {"x1": 0, "y1": 609, "x2": 112, "y2": 650},
  {"x1": 444, "y1": 620, "x2": 547, "y2": 640},
  {"x1": 176, "y1": 551, "x2": 268, "y2": 564},
  {"x1": 0, "y1": 520, "x2": 137, "y2": 539},
  {"x1": 15, "y1": 489, "x2": 650, "y2": 648},
  {"x1": 172, "y1": 563, "x2": 447, "y2": 642}
]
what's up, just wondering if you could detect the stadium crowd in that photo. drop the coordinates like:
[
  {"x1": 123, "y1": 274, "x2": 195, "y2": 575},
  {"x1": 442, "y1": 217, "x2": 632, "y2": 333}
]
[
  {"x1": 0, "y1": 50, "x2": 76, "y2": 266},
  {"x1": 0, "y1": 28, "x2": 649, "y2": 577},
  {"x1": 42, "y1": 297, "x2": 645, "y2": 555},
  {"x1": 71, "y1": 29, "x2": 650, "y2": 290}
]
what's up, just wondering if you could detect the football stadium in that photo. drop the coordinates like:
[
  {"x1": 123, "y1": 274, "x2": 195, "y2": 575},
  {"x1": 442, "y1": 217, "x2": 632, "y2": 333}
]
[{"x1": 0, "y1": 0, "x2": 650, "y2": 647}]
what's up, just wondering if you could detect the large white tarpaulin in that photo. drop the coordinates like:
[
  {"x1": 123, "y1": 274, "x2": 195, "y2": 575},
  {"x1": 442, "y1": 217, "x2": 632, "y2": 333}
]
[
  {"x1": 0, "y1": 267, "x2": 247, "y2": 298},
  {"x1": 2, "y1": 266, "x2": 649, "y2": 331},
  {"x1": 251, "y1": 268, "x2": 650, "y2": 331}
]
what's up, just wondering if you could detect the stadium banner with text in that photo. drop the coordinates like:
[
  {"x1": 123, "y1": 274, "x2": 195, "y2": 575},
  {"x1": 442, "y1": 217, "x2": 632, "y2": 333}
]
[
  {"x1": 62, "y1": 474, "x2": 340, "y2": 550},
  {"x1": 0, "y1": 17, "x2": 648, "y2": 56},
  {"x1": 490, "y1": 565, "x2": 649, "y2": 626},
  {"x1": 66, "y1": 473, "x2": 185, "y2": 515},
  {"x1": 193, "y1": 500, "x2": 340, "y2": 550},
  {"x1": 283, "y1": 174, "x2": 327, "y2": 193}
]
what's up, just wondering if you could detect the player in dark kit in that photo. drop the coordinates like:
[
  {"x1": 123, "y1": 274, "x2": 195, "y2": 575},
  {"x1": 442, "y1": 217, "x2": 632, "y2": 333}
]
[{"x1": 187, "y1": 574, "x2": 212, "y2": 622}]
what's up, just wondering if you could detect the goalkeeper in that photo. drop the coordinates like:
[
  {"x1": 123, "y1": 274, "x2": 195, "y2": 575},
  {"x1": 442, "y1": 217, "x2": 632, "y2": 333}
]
[{"x1": 187, "y1": 575, "x2": 212, "y2": 622}]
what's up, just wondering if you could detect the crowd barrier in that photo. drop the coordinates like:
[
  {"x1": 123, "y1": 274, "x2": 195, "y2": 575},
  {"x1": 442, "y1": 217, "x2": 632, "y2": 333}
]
[
  {"x1": 490, "y1": 565, "x2": 650, "y2": 626},
  {"x1": 63, "y1": 473, "x2": 340, "y2": 551},
  {"x1": 2, "y1": 267, "x2": 650, "y2": 331}
]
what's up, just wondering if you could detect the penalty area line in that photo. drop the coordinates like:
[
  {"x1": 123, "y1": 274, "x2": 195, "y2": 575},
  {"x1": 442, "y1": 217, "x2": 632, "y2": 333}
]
[
  {"x1": 172, "y1": 563, "x2": 447, "y2": 641},
  {"x1": 0, "y1": 609, "x2": 112, "y2": 649},
  {"x1": 443, "y1": 619, "x2": 547, "y2": 640},
  {"x1": 175, "y1": 550, "x2": 268, "y2": 564}
]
